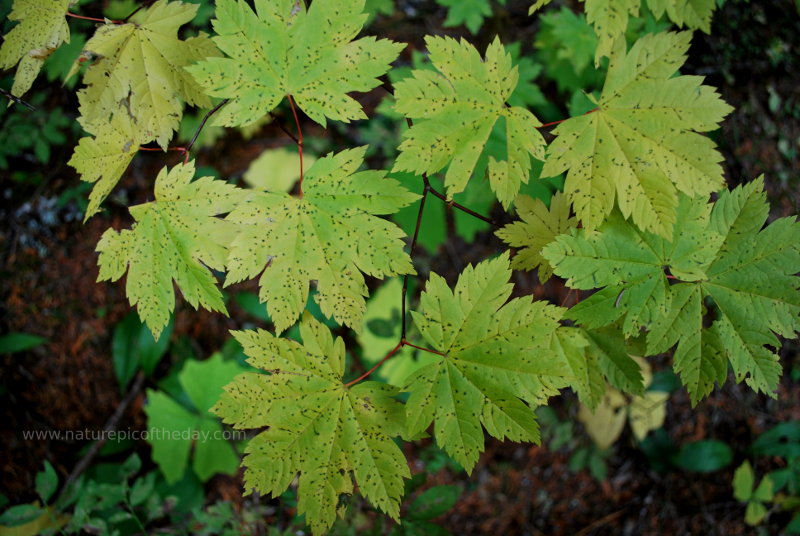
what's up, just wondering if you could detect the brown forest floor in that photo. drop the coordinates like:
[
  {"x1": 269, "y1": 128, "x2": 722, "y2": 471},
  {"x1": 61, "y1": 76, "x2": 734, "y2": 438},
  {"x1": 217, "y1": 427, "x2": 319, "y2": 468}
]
[{"x1": 1, "y1": 1, "x2": 799, "y2": 535}]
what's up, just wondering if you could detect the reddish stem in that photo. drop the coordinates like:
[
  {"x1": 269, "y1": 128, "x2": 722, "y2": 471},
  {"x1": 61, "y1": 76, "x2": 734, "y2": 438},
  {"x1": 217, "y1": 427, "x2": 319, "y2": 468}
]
[
  {"x1": 287, "y1": 95, "x2": 304, "y2": 196},
  {"x1": 538, "y1": 108, "x2": 599, "y2": 129},
  {"x1": 66, "y1": 12, "x2": 121, "y2": 24},
  {"x1": 344, "y1": 339, "x2": 447, "y2": 387},
  {"x1": 345, "y1": 341, "x2": 403, "y2": 387},
  {"x1": 401, "y1": 340, "x2": 447, "y2": 357}
]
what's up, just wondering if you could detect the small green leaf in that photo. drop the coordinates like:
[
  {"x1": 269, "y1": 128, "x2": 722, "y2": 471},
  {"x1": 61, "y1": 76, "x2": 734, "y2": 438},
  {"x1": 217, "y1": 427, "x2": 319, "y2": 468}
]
[
  {"x1": 144, "y1": 390, "x2": 199, "y2": 484},
  {"x1": 408, "y1": 485, "x2": 462, "y2": 520},
  {"x1": 744, "y1": 500, "x2": 768, "y2": 526},
  {"x1": 112, "y1": 312, "x2": 173, "y2": 391},
  {"x1": 751, "y1": 421, "x2": 800, "y2": 459},
  {"x1": 35, "y1": 461, "x2": 58, "y2": 504},
  {"x1": 0, "y1": 333, "x2": 47, "y2": 353},
  {"x1": 673, "y1": 439, "x2": 732, "y2": 472},
  {"x1": 129, "y1": 473, "x2": 156, "y2": 507},
  {"x1": 0, "y1": 504, "x2": 44, "y2": 526},
  {"x1": 752, "y1": 475, "x2": 774, "y2": 503},
  {"x1": 179, "y1": 353, "x2": 244, "y2": 415},
  {"x1": 118, "y1": 453, "x2": 142, "y2": 480},
  {"x1": 733, "y1": 461, "x2": 754, "y2": 502}
]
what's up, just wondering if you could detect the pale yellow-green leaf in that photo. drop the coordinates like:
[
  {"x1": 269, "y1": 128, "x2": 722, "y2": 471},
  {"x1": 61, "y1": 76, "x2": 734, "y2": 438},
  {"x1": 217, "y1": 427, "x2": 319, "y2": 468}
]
[
  {"x1": 243, "y1": 147, "x2": 316, "y2": 193},
  {"x1": 0, "y1": 0, "x2": 70, "y2": 97},
  {"x1": 406, "y1": 254, "x2": 574, "y2": 471},
  {"x1": 73, "y1": 0, "x2": 219, "y2": 147},
  {"x1": 226, "y1": 147, "x2": 418, "y2": 333},
  {"x1": 647, "y1": 0, "x2": 715, "y2": 33},
  {"x1": 542, "y1": 32, "x2": 732, "y2": 236},
  {"x1": 97, "y1": 161, "x2": 248, "y2": 339},
  {"x1": 495, "y1": 192, "x2": 577, "y2": 282},
  {"x1": 629, "y1": 391, "x2": 668, "y2": 440},
  {"x1": 529, "y1": 0, "x2": 554, "y2": 14},
  {"x1": 579, "y1": 356, "x2": 668, "y2": 446},
  {"x1": 68, "y1": 112, "x2": 141, "y2": 220},
  {"x1": 215, "y1": 315, "x2": 410, "y2": 535},
  {"x1": 733, "y1": 461, "x2": 755, "y2": 502},
  {"x1": 578, "y1": 388, "x2": 627, "y2": 449},
  {"x1": 583, "y1": 0, "x2": 639, "y2": 65},
  {"x1": 393, "y1": 36, "x2": 546, "y2": 209}
]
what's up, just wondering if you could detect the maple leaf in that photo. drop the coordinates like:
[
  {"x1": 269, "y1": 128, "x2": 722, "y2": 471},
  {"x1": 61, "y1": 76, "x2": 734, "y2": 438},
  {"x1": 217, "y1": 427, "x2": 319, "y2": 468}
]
[
  {"x1": 582, "y1": 0, "x2": 639, "y2": 64},
  {"x1": 438, "y1": 0, "x2": 505, "y2": 35},
  {"x1": 529, "y1": 0, "x2": 554, "y2": 14},
  {"x1": 214, "y1": 314, "x2": 410, "y2": 535},
  {"x1": 186, "y1": 0, "x2": 404, "y2": 127},
  {"x1": 97, "y1": 161, "x2": 248, "y2": 339},
  {"x1": 544, "y1": 178, "x2": 800, "y2": 403},
  {"x1": 541, "y1": 31, "x2": 732, "y2": 236},
  {"x1": 73, "y1": 0, "x2": 219, "y2": 148},
  {"x1": 392, "y1": 36, "x2": 547, "y2": 209},
  {"x1": 548, "y1": 326, "x2": 605, "y2": 408},
  {"x1": 543, "y1": 192, "x2": 719, "y2": 337},
  {"x1": 495, "y1": 192, "x2": 577, "y2": 283},
  {"x1": 0, "y1": 0, "x2": 70, "y2": 97},
  {"x1": 404, "y1": 254, "x2": 575, "y2": 471},
  {"x1": 225, "y1": 147, "x2": 418, "y2": 333},
  {"x1": 68, "y1": 112, "x2": 142, "y2": 220},
  {"x1": 646, "y1": 0, "x2": 715, "y2": 33},
  {"x1": 144, "y1": 353, "x2": 243, "y2": 483}
]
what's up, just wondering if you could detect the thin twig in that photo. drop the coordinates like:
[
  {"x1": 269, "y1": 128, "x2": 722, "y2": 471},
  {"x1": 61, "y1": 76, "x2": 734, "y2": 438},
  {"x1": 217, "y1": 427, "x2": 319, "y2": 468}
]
[
  {"x1": 268, "y1": 112, "x2": 300, "y2": 144},
  {"x1": 575, "y1": 508, "x2": 626, "y2": 536},
  {"x1": 138, "y1": 100, "x2": 229, "y2": 164},
  {"x1": 427, "y1": 186, "x2": 499, "y2": 227},
  {"x1": 55, "y1": 372, "x2": 147, "y2": 504},
  {"x1": 121, "y1": 0, "x2": 156, "y2": 22},
  {"x1": 401, "y1": 179, "x2": 431, "y2": 339},
  {"x1": 0, "y1": 88, "x2": 36, "y2": 111},
  {"x1": 185, "y1": 99, "x2": 230, "y2": 155},
  {"x1": 287, "y1": 95, "x2": 304, "y2": 195}
]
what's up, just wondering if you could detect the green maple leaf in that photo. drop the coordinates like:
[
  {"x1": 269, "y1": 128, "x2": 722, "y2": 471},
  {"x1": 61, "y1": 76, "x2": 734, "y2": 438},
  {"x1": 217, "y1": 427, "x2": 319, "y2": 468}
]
[
  {"x1": 646, "y1": 0, "x2": 715, "y2": 33},
  {"x1": 392, "y1": 36, "x2": 547, "y2": 209},
  {"x1": 144, "y1": 353, "x2": 244, "y2": 484},
  {"x1": 404, "y1": 253, "x2": 574, "y2": 471},
  {"x1": 0, "y1": 0, "x2": 70, "y2": 97},
  {"x1": 544, "y1": 178, "x2": 800, "y2": 403},
  {"x1": 68, "y1": 112, "x2": 142, "y2": 220},
  {"x1": 541, "y1": 31, "x2": 732, "y2": 237},
  {"x1": 97, "y1": 161, "x2": 248, "y2": 339},
  {"x1": 186, "y1": 0, "x2": 404, "y2": 127},
  {"x1": 543, "y1": 192, "x2": 719, "y2": 337},
  {"x1": 72, "y1": 0, "x2": 219, "y2": 148},
  {"x1": 438, "y1": 0, "x2": 505, "y2": 35},
  {"x1": 214, "y1": 314, "x2": 410, "y2": 535},
  {"x1": 225, "y1": 147, "x2": 418, "y2": 333},
  {"x1": 495, "y1": 192, "x2": 577, "y2": 283}
]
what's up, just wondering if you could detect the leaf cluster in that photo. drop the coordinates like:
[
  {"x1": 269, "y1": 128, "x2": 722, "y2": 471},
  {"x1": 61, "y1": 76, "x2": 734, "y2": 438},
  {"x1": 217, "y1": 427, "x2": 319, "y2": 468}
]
[{"x1": 2, "y1": 0, "x2": 798, "y2": 534}]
